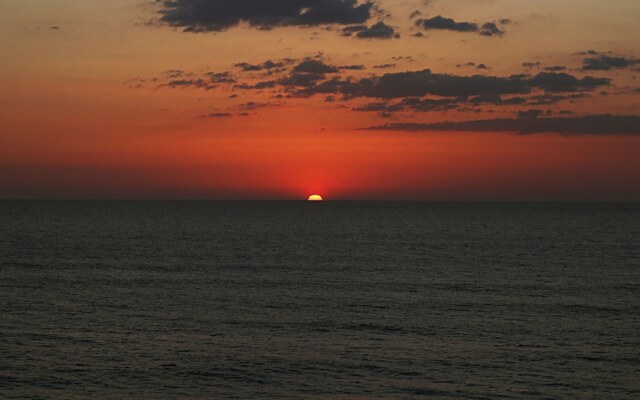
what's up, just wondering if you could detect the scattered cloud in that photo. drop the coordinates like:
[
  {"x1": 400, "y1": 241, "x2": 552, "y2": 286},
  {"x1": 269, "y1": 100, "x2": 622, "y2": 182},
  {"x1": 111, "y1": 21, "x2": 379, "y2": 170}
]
[
  {"x1": 544, "y1": 65, "x2": 567, "y2": 72},
  {"x1": 415, "y1": 16, "x2": 506, "y2": 36},
  {"x1": 352, "y1": 21, "x2": 399, "y2": 39},
  {"x1": 529, "y1": 72, "x2": 610, "y2": 92},
  {"x1": 163, "y1": 79, "x2": 214, "y2": 90},
  {"x1": 200, "y1": 112, "x2": 232, "y2": 118},
  {"x1": 234, "y1": 60, "x2": 288, "y2": 72},
  {"x1": 293, "y1": 59, "x2": 339, "y2": 73},
  {"x1": 582, "y1": 55, "x2": 640, "y2": 71},
  {"x1": 207, "y1": 71, "x2": 236, "y2": 83},
  {"x1": 479, "y1": 22, "x2": 504, "y2": 37},
  {"x1": 151, "y1": 55, "x2": 617, "y2": 119},
  {"x1": 157, "y1": 0, "x2": 376, "y2": 32},
  {"x1": 416, "y1": 16, "x2": 477, "y2": 33},
  {"x1": 364, "y1": 114, "x2": 640, "y2": 135}
]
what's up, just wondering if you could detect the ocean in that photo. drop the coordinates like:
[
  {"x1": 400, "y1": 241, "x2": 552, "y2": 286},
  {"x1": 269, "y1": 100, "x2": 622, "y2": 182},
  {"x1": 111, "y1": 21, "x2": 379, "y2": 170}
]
[{"x1": 1, "y1": 201, "x2": 639, "y2": 399}]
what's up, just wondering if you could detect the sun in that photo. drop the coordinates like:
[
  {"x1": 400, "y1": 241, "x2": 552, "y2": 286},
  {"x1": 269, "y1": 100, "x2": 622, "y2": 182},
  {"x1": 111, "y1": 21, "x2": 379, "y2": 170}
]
[{"x1": 307, "y1": 194, "x2": 323, "y2": 201}]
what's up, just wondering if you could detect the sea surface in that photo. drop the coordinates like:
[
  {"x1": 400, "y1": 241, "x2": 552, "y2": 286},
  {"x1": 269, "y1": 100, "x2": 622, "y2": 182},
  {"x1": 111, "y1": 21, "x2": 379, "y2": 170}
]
[{"x1": 1, "y1": 201, "x2": 639, "y2": 399}]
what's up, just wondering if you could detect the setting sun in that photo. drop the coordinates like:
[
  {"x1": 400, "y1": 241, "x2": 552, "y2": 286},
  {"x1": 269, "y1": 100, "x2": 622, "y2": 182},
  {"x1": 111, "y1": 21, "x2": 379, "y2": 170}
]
[{"x1": 307, "y1": 195, "x2": 323, "y2": 201}]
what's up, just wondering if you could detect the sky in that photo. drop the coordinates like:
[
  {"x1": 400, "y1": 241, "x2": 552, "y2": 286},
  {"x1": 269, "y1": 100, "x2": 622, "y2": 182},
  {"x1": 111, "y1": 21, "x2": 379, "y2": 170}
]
[{"x1": 1, "y1": 0, "x2": 640, "y2": 200}]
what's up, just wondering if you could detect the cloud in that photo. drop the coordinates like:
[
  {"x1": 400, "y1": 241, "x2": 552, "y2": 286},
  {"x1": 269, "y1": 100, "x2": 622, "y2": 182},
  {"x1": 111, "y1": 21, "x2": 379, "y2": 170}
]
[
  {"x1": 279, "y1": 72, "x2": 327, "y2": 87},
  {"x1": 364, "y1": 115, "x2": 640, "y2": 135},
  {"x1": 234, "y1": 60, "x2": 287, "y2": 71},
  {"x1": 163, "y1": 78, "x2": 214, "y2": 90},
  {"x1": 339, "y1": 64, "x2": 366, "y2": 70},
  {"x1": 157, "y1": 0, "x2": 375, "y2": 32},
  {"x1": 237, "y1": 101, "x2": 278, "y2": 110},
  {"x1": 165, "y1": 69, "x2": 186, "y2": 78},
  {"x1": 522, "y1": 62, "x2": 541, "y2": 69},
  {"x1": 582, "y1": 55, "x2": 640, "y2": 71},
  {"x1": 352, "y1": 21, "x2": 399, "y2": 39},
  {"x1": 285, "y1": 67, "x2": 610, "y2": 102},
  {"x1": 292, "y1": 59, "x2": 339, "y2": 73},
  {"x1": 207, "y1": 71, "x2": 236, "y2": 83},
  {"x1": 350, "y1": 94, "x2": 527, "y2": 114},
  {"x1": 200, "y1": 112, "x2": 232, "y2": 118},
  {"x1": 373, "y1": 63, "x2": 396, "y2": 69},
  {"x1": 353, "y1": 102, "x2": 404, "y2": 112},
  {"x1": 274, "y1": 59, "x2": 344, "y2": 88},
  {"x1": 415, "y1": 16, "x2": 506, "y2": 36},
  {"x1": 347, "y1": 70, "x2": 531, "y2": 98},
  {"x1": 468, "y1": 95, "x2": 526, "y2": 105},
  {"x1": 529, "y1": 72, "x2": 610, "y2": 92},
  {"x1": 544, "y1": 66, "x2": 566, "y2": 72},
  {"x1": 517, "y1": 109, "x2": 550, "y2": 119},
  {"x1": 342, "y1": 24, "x2": 367, "y2": 35},
  {"x1": 527, "y1": 93, "x2": 586, "y2": 105},
  {"x1": 234, "y1": 80, "x2": 276, "y2": 89},
  {"x1": 400, "y1": 97, "x2": 460, "y2": 111},
  {"x1": 416, "y1": 16, "x2": 477, "y2": 32},
  {"x1": 479, "y1": 22, "x2": 504, "y2": 37},
  {"x1": 153, "y1": 58, "x2": 612, "y2": 120}
]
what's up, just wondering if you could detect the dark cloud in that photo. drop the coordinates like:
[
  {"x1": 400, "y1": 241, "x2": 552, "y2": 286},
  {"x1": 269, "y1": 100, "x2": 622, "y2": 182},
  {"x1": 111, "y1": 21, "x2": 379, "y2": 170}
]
[
  {"x1": 416, "y1": 16, "x2": 505, "y2": 36},
  {"x1": 237, "y1": 101, "x2": 278, "y2": 110},
  {"x1": 207, "y1": 71, "x2": 236, "y2": 83},
  {"x1": 165, "y1": 69, "x2": 186, "y2": 78},
  {"x1": 342, "y1": 24, "x2": 367, "y2": 35},
  {"x1": 351, "y1": 93, "x2": 528, "y2": 114},
  {"x1": 400, "y1": 97, "x2": 460, "y2": 112},
  {"x1": 392, "y1": 56, "x2": 414, "y2": 61},
  {"x1": 234, "y1": 60, "x2": 287, "y2": 71},
  {"x1": 527, "y1": 94, "x2": 572, "y2": 105},
  {"x1": 468, "y1": 95, "x2": 526, "y2": 105},
  {"x1": 158, "y1": 0, "x2": 375, "y2": 32},
  {"x1": 200, "y1": 112, "x2": 232, "y2": 118},
  {"x1": 155, "y1": 59, "x2": 611, "y2": 119},
  {"x1": 288, "y1": 68, "x2": 609, "y2": 100},
  {"x1": 164, "y1": 78, "x2": 214, "y2": 90},
  {"x1": 339, "y1": 65, "x2": 366, "y2": 70},
  {"x1": 293, "y1": 59, "x2": 339, "y2": 73},
  {"x1": 577, "y1": 50, "x2": 600, "y2": 56},
  {"x1": 373, "y1": 63, "x2": 396, "y2": 69},
  {"x1": 353, "y1": 102, "x2": 404, "y2": 112},
  {"x1": 279, "y1": 72, "x2": 327, "y2": 87},
  {"x1": 353, "y1": 21, "x2": 399, "y2": 39},
  {"x1": 522, "y1": 62, "x2": 541, "y2": 69},
  {"x1": 544, "y1": 65, "x2": 567, "y2": 72},
  {"x1": 582, "y1": 55, "x2": 640, "y2": 71},
  {"x1": 529, "y1": 72, "x2": 610, "y2": 92},
  {"x1": 234, "y1": 80, "x2": 276, "y2": 89},
  {"x1": 517, "y1": 109, "x2": 550, "y2": 119},
  {"x1": 479, "y1": 22, "x2": 504, "y2": 37},
  {"x1": 360, "y1": 70, "x2": 530, "y2": 98},
  {"x1": 364, "y1": 115, "x2": 640, "y2": 135},
  {"x1": 416, "y1": 16, "x2": 477, "y2": 32}
]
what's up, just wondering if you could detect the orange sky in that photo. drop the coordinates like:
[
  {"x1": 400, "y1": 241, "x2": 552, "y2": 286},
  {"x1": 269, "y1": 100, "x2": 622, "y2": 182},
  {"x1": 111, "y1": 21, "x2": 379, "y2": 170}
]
[{"x1": 1, "y1": 0, "x2": 640, "y2": 200}]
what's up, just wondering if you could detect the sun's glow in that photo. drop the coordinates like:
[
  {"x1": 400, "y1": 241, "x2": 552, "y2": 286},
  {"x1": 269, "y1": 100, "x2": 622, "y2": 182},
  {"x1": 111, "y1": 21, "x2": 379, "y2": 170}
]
[{"x1": 307, "y1": 194, "x2": 323, "y2": 201}]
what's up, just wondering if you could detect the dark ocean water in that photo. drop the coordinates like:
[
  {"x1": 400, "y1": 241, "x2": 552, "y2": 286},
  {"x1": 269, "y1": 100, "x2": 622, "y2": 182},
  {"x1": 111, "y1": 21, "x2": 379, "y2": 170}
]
[{"x1": 1, "y1": 201, "x2": 639, "y2": 399}]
